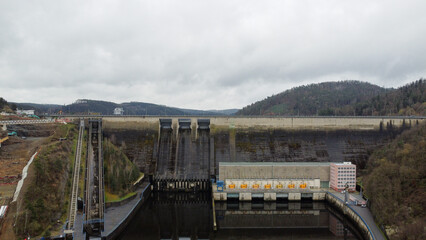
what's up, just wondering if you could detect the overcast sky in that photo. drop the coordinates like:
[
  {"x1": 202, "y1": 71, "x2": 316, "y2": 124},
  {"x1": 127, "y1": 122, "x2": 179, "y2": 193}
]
[{"x1": 1, "y1": 1, "x2": 425, "y2": 109}]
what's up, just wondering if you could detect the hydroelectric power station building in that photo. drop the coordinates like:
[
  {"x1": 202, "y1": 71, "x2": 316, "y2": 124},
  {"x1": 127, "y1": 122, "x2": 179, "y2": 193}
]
[{"x1": 213, "y1": 161, "x2": 356, "y2": 201}]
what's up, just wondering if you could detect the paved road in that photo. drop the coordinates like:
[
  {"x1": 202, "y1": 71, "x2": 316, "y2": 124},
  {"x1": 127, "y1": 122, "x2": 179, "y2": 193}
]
[{"x1": 333, "y1": 192, "x2": 386, "y2": 240}]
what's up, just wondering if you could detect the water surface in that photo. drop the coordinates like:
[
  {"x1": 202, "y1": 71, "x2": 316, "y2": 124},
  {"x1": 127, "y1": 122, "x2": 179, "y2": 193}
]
[{"x1": 119, "y1": 193, "x2": 362, "y2": 240}]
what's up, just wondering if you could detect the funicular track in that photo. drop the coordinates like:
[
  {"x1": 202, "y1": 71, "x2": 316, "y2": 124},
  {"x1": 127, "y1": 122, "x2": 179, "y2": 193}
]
[
  {"x1": 83, "y1": 118, "x2": 105, "y2": 237},
  {"x1": 65, "y1": 119, "x2": 84, "y2": 236}
]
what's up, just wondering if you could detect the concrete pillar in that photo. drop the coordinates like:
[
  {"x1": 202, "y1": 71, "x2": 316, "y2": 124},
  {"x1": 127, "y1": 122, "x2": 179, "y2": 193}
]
[
  {"x1": 288, "y1": 192, "x2": 301, "y2": 201},
  {"x1": 264, "y1": 193, "x2": 277, "y2": 201},
  {"x1": 229, "y1": 130, "x2": 236, "y2": 162},
  {"x1": 313, "y1": 192, "x2": 326, "y2": 200},
  {"x1": 239, "y1": 192, "x2": 252, "y2": 201},
  {"x1": 213, "y1": 192, "x2": 227, "y2": 201},
  {"x1": 210, "y1": 137, "x2": 215, "y2": 176}
]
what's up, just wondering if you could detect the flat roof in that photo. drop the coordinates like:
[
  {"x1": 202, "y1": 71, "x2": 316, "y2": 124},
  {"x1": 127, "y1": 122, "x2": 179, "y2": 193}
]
[
  {"x1": 219, "y1": 162, "x2": 332, "y2": 167},
  {"x1": 331, "y1": 162, "x2": 355, "y2": 166}
]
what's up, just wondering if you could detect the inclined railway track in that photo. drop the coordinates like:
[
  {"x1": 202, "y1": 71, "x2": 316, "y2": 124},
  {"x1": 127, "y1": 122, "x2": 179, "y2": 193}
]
[{"x1": 65, "y1": 119, "x2": 84, "y2": 233}]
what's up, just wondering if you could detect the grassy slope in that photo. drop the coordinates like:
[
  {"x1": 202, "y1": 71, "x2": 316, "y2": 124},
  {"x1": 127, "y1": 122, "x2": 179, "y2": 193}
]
[
  {"x1": 363, "y1": 123, "x2": 426, "y2": 239},
  {"x1": 14, "y1": 124, "x2": 77, "y2": 238}
]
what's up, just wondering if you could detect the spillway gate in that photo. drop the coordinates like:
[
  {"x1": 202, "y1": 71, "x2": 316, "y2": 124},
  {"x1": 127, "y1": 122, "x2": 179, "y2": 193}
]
[{"x1": 153, "y1": 119, "x2": 212, "y2": 191}]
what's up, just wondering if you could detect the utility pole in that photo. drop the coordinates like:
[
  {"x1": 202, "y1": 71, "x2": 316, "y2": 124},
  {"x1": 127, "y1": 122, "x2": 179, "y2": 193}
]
[
  {"x1": 344, "y1": 182, "x2": 349, "y2": 204},
  {"x1": 24, "y1": 210, "x2": 28, "y2": 234}
]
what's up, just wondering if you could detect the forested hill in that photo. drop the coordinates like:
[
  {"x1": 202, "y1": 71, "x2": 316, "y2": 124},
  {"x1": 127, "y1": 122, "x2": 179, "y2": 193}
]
[
  {"x1": 237, "y1": 81, "x2": 386, "y2": 116},
  {"x1": 0, "y1": 97, "x2": 15, "y2": 113},
  {"x1": 14, "y1": 99, "x2": 222, "y2": 116},
  {"x1": 354, "y1": 79, "x2": 425, "y2": 116},
  {"x1": 237, "y1": 79, "x2": 425, "y2": 116},
  {"x1": 363, "y1": 122, "x2": 426, "y2": 239}
]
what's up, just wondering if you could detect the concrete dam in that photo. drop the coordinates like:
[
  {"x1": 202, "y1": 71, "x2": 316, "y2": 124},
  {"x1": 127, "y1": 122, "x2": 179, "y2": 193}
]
[{"x1": 61, "y1": 116, "x2": 424, "y2": 191}]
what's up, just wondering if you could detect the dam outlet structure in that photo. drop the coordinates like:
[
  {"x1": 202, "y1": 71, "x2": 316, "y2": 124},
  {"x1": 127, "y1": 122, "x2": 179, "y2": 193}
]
[{"x1": 152, "y1": 118, "x2": 213, "y2": 192}]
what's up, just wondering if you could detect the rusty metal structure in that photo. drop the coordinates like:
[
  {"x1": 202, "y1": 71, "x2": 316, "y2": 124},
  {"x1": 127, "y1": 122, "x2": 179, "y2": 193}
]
[{"x1": 83, "y1": 118, "x2": 105, "y2": 237}]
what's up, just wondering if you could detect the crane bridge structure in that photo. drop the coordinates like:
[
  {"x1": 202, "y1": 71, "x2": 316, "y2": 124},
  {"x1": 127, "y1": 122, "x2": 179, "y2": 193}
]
[{"x1": 83, "y1": 118, "x2": 105, "y2": 237}]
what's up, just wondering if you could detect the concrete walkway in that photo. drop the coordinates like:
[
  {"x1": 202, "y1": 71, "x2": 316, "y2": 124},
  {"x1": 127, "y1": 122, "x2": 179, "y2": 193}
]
[
  {"x1": 333, "y1": 192, "x2": 386, "y2": 240},
  {"x1": 103, "y1": 183, "x2": 148, "y2": 235},
  {"x1": 72, "y1": 182, "x2": 149, "y2": 239}
]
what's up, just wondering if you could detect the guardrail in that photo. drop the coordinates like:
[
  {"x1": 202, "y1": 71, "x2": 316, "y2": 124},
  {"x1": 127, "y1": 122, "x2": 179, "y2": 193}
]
[
  {"x1": 0, "y1": 119, "x2": 54, "y2": 125},
  {"x1": 327, "y1": 191, "x2": 376, "y2": 240}
]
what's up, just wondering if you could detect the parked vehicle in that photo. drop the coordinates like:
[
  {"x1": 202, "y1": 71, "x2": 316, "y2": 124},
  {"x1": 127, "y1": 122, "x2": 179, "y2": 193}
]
[{"x1": 28, "y1": 114, "x2": 40, "y2": 119}]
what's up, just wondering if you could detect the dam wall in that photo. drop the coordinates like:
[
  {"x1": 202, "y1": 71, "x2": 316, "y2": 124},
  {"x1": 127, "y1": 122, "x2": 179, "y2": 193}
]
[
  {"x1": 64, "y1": 115, "x2": 425, "y2": 131},
  {"x1": 74, "y1": 116, "x2": 424, "y2": 188}
]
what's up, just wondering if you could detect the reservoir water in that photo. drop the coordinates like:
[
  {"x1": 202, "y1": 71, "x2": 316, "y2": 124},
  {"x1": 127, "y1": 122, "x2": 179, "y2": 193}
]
[{"x1": 118, "y1": 192, "x2": 363, "y2": 240}]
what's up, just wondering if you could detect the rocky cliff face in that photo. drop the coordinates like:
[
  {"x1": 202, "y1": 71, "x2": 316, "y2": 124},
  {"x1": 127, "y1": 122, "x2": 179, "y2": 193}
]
[
  {"x1": 217, "y1": 129, "x2": 398, "y2": 171},
  {"x1": 104, "y1": 129, "x2": 157, "y2": 174},
  {"x1": 104, "y1": 126, "x2": 403, "y2": 177}
]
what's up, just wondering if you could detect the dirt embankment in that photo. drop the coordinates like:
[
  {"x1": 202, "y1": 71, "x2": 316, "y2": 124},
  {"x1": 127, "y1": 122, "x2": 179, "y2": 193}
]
[
  {"x1": 0, "y1": 123, "x2": 61, "y2": 240},
  {"x1": 0, "y1": 138, "x2": 45, "y2": 240},
  {"x1": 0, "y1": 137, "x2": 44, "y2": 177},
  {"x1": 7, "y1": 124, "x2": 57, "y2": 138}
]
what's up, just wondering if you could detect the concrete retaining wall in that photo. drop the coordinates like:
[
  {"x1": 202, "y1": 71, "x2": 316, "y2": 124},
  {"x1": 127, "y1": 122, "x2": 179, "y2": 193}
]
[
  {"x1": 104, "y1": 194, "x2": 138, "y2": 208},
  {"x1": 326, "y1": 192, "x2": 375, "y2": 240},
  {"x1": 103, "y1": 183, "x2": 151, "y2": 240}
]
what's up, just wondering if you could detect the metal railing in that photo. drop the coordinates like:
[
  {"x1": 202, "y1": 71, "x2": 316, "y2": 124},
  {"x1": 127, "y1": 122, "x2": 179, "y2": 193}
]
[
  {"x1": 327, "y1": 191, "x2": 376, "y2": 240},
  {"x1": 0, "y1": 119, "x2": 54, "y2": 125}
]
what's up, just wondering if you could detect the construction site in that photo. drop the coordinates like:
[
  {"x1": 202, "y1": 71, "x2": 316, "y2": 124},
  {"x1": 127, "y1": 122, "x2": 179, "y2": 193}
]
[{"x1": 0, "y1": 119, "x2": 59, "y2": 239}]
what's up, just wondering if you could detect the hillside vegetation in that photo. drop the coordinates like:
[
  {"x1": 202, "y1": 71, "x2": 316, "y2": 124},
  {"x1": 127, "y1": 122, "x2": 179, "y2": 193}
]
[
  {"x1": 14, "y1": 124, "x2": 77, "y2": 237},
  {"x1": 363, "y1": 123, "x2": 426, "y2": 239},
  {"x1": 237, "y1": 79, "x2": 425, "y2": 116},
  {"x1": 238, "y1": 81, "x2": 386, "y2": 116},
  {"x1": 355, "y1": 80, "x2": 425, "y2": 116},
  {"x1": 0, "y1": 97, "x2": 15, "y2": 113},
  {"x1": 103, "y1": 138, "x2": 141, "y2": 201}
]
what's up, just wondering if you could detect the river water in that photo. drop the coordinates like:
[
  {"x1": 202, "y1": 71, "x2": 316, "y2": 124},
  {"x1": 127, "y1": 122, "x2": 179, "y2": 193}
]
[{"x1": 118, "y1": 192, "x2": 363, "y2": 240}]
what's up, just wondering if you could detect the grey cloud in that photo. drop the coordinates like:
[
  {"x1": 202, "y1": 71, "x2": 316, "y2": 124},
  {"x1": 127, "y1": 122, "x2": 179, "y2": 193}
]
[{"x1": 1, "y1": 0, "x2": 425, "y2": 109}]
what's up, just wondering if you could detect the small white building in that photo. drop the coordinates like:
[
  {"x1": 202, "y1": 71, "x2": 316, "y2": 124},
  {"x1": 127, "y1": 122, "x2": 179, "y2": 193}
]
[
  {"x1": 113, "y1": 107, "x2": 124, "y2": 115},
  {"x1": 16, "y1": 109, "x2": 35, "y2": 115}
]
